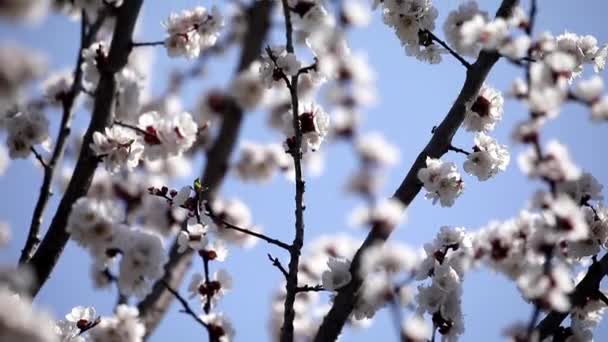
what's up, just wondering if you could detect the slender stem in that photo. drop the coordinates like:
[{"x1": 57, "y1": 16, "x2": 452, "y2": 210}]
[
  {"x1": 161, "y1": 280, "x2": 209, "y2": 328},
  {"x1": 131, "y1": 40, "x2": 165, "y2": 47},
  {"x1": 447, "y1": 144, "x2": 471, "y2": 156},
  {"x1": 268, "y1": 253, "x2": 289, "y2": 280},
  {"x1": 423, "y1": 29, "x2": 471, "y2": 69},
  {"x1": 202, "y1": 254, "x2": 212, "y2": 314},
  {"x1": 19, "y1": 10, "x2": 107, "y2": 264},
  {"x1": 113, "y1": 120, "x2": 151, "y2": 136},
  {"x1": 598, "y1": 291, "x2": 608, "y2": 306},
  {"x1": 295, "y1": 284, "x2": 325, "y2": 293},
  {"x1": 30, "y1": 147, "x2": 48, "y2": 169},
  {"x1": 207, "y1": 211, "x2": 291, "y2": 250},
  {"x1": 279, "y1": 1, "x2": 307, "y2": 341}
]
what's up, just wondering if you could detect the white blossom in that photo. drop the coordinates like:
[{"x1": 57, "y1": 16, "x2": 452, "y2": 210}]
[
  {"x1": 90, "y1": 126, "x2": 144, "y2": 174},
  {"x1": 418, "y1": 157, "x2": 464, "y2": 207},
  {"x1": 463, "y1": 84, "x2": 504, "y2": 132},
  {"x1": 163, "y1": 6, "x2": 223, "y2": 59},
  {"x1": 282, "y1": 104, "x2": 330, "y2": 152},
  {"x1": 443, "y1": 2, "x2": 489, "y2": 57},
  {"x1": 177, "y1": 220, "x2": 208, "y2": 253},
  {"x1": 137, "y1": 110, "x2": 198, "y2": 160},
  {"x1": 321, "y1": 257, "x2": 351, "y2": 290},
  {"x1": 89, "y1": 305, "x2": 145, "y2": 342},
  {"x1": 463, "y1": 132, "x2": 510, "y2": 181},
  {"x1": 5, "y1": 106, "x2": 49, "y2": 159},
  {"x1": 0, "y1": 287, "x2": 59, "y2": 342}
]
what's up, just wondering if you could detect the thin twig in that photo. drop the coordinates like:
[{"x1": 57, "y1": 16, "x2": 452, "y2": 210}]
[
  {"x1": 295, "y1": 284, "x2": 325, "y2": 293},
  {"x1": 30, "y1": 147, "x2": 48, "y2": 169},
  {"x1": 447, "y1": 145, "x2": 471, "y2": 156},
  {"x1": 208, "y1": 211, "x2": 291, "y2": 250},
  {"x1": 161, "y1": 280, "x2": 209, "y2": 328},
  {"x1": 268, "y1": 253, "x2": 289, "y2": 280},
  {"x1": 131, "y1": 40, "x2": 165, "y2": 47},
  {"x1": 278, "y1": 1, "x2": 307, "y2": 341},
  {"x1": 423, "y1": 29, "x2": 471, "y2": 69}
]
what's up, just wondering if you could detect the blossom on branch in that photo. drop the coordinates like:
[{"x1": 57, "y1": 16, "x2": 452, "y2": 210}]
[{"x1": 418, "y1": 157, "x2": 464, "y2": 207}]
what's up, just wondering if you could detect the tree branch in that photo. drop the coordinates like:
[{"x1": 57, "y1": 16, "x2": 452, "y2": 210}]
[
  {"x1": 20, "y1": 11, "x2": 109, "y2": 265},
  {"x1": 131, "y1": 40, "x2": 165, "y2": 47},
  {"x1": 423, "y1": 29, "x2": 471, "y2": 69},
  {"x1": 30, "y1": 147, "x2": 48, "y2": 170},
  {"x1": 208, "y1": 211, "x2": 291, "y2": 250},
  {"x1": 161, "y1": 280, "x2": 209, "y2": 329},
  {"x1": 136, "y1": 2, "x2": 274, "y2": 338},
  {"x1": 535, "y1": 253, "x2": 608, "y2": 340},
  {"x1": 313, "y1": 1, "x2": 520, "y2": 341},
  {"x1": 278, "y1": 1, "x2": 307, "y2": 341},
  {"x1": 25, "y1": 0, "x2": 144, "y2": 297},
  {"x1": 268, "y1": 253, "x2": 289, "y2": 280}
]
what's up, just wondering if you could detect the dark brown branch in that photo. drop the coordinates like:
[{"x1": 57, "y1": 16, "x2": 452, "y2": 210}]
[
  {"x1": 20, "y1": 12, "x2": 108, "y2": 264},
  {"x1": 313, "y1": 1, "x2": 520, "y2": 341},
  {"x1": 535, "y1": 253, "x2": 608, "y2": 339},
  {"x1": 279, "y1": 1, "x2": 307, "y2": 341},
  {"x1": 423, "y1": 29, "x2": 471, "y2": 69},
  {"x1": 25, "y1": 0, "x2": 144, "y2": 297},
  {"x1": 136, "y1": 2, "x2": 274, "y2": 339},
  {"x1": 268, "y1": 253, "x2": 289, "y2": 280}
]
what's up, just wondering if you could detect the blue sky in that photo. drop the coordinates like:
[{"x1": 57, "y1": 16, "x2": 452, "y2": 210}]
[{"x1": 1, "y1": 1, "x2": 608, "y2": 341}]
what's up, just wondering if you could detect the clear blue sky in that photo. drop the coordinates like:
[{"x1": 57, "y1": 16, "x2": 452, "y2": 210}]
[{"x1": 1, "y1": 1, "x2": 607, "y2": 341}]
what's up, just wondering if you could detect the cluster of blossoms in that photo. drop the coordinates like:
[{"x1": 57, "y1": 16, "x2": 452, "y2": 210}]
[
  {"x1": 259, "y1": 46, "x2": 302, "y2": 89},
  {"x1": 233, "y1": 141, "x2": 289, "y2": 183},
  {"x1": 463, "y1": 84, "x2": 504, "y2": 133},
  {"x1": 375, "y1": 0, "x2": 444, "y2": 63},
  {"x1": 0, "y1": 282, "x2": 146, "y2": 342},
  {"x1": 418, "y1": 157, "x2": 464, "y2": 207},
  {"x1": 90, "y1": 110, "x2": 199, "y2": 173},
  {"x1": 163, "y1": 6, "x2": 223, "y2": 59},
  {"x1": 346, "y1": 132, "x2": 399, "y2": 198},
  {"x1": 458, "y1": 5, "x2": 531, "y2": 59},
  {"x1": 418, "y1": 82, "x2": 509, "y2": 206},
  {"x1": 415, "y1": 226, "x2": 471, "y2": 341},
  {"x1": 90, "y1": 126, "x2": 144, "y2": 174},
  {"x1": 281, "y1": 103, "x2": 330, "y2": 153},
  {"x1": 463, "y1": 132, "x2": 510, "y2": 181},
  {"x1": 0, "y1": 44, "x2": 46, "y2": 113},
  {"x1": 355, "y1": 243, "x2": 420, "y2": 320},
  {"x1": 41, "y1": 69, "x2": 74, "y2": 105},
  {"x1": 66, "y1": 196, "x2": 167, "y2": 298},
  {"x1": 4, "y1": 106, "x2": 49, "y2": 159}
]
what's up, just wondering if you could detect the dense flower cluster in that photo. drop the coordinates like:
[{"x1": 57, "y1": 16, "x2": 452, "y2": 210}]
[
  {"x1": 375, "y1": 0, "x2": 444, "y2": 63},
  {"x1": 163, "y1": 6, "x2": 223, "y2": 59},
  {"x1": 418, "y1": 157, "x2": 464, "y2": 207},
  {"x1": 4, "y1": 106, "x2": 49, "y2": 159}
]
